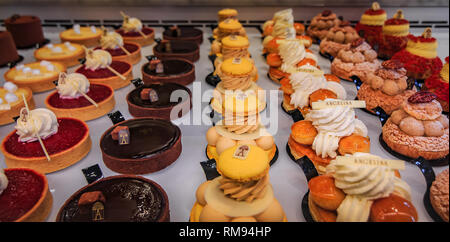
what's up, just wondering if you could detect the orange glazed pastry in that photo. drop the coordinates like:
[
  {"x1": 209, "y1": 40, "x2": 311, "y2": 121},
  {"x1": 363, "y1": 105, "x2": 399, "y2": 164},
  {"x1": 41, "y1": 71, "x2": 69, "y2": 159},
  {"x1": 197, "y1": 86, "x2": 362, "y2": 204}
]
[
  {"x1": 34, "y1": 42, "x2": 85, "y2": 68},
  {"x1": 319, "y1": 21, "x2": 359, "y2": 58},
  {"x1": 0, "y1": 82, "x2": 34, "y2": 126},
  {"x1": 60, "y1": 24, "x2": 102, "y2": 47},
  {"x1": 306, "y1": 10, "x2": 341, "y2": 43}
]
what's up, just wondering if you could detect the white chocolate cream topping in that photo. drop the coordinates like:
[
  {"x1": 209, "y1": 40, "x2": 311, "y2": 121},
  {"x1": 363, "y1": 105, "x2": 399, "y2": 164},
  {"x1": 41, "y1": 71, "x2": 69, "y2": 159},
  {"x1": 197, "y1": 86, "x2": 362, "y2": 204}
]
[
  {"x1": 15, "y1": 108, "x2": 59, "y2": 143},
  {"x1": 57, "y1": 72, "x2": 90, "y2": 99},
  {"x1": 85, "y1": 49, "x2": 112, "y2": 71}
]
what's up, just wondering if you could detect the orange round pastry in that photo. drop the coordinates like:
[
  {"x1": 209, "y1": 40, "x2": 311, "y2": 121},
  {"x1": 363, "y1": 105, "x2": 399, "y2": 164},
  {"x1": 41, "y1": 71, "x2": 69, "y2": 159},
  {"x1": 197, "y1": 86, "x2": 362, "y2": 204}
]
[
  {"x1": 290, "y1": 120, "x2": 317, "y2": 145},
  {"x1": 60, "y1": 25, "x2": 102, "y2": 47},
  {"x1": 34, "y1": 42, "x2": 85, "y2": 68},
  {"x1": 308, "y1": 89, "x2": 338, "y2": 107},
  {"x1": 370, "y1": 194, "x2": 418, "y2": 222},
  {"x1": 338, "y1": 134, "x2": 371, "y2": 155},
  {"x1": 308, "y1": 175, "x2": 345, "y2": 211},
  {"x1": 0, "y1": 82, "x2": 35, "y2": 126}
]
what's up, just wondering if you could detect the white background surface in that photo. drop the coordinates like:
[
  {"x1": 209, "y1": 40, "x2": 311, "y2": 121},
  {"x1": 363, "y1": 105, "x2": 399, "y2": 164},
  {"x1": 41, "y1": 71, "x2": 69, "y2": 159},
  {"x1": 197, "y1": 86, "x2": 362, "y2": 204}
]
[{"x1": 0, "y1": 24, "x2": 448, "y2": 222}]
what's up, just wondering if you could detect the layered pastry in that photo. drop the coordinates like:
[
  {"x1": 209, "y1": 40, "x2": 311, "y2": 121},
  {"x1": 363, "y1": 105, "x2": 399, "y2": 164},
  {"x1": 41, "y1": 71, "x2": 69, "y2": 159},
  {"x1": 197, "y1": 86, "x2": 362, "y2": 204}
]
[
  {"x1": 288, "y1": 99, "x2": 369, "y2": 174},
  {"x1": 218, "y1": 8, "x2": 238, "y2": 23},
  {"x1": 382, "y1": 91, "x2": 449, "y2": 161},
  {"x1": 319, "y1": 21, "x2": 359, "y2": 58},
  {"x1": 355, "y1": 2, "x2": 387, "y2": 49},
  {"x1": 95, "y1": 29, "x2": 142, "y2": 65},
  {"x1": 391, "y1": 28, "x2": 443, "y2": 80},
  {"x1": 56, "y1": 175, "x2": 170, "y2": 222},
  {"x1": 100, "y1": 118, "x2": 182, "y2": 174},
  {"x1": 423, "y1": 57, "x2": 449, "y2": 113},
  {"x1": 4, "y1": 14, "x2": 45, "y2": 48},
  {"x1": 0, "y1": 168, "x2": 53, "y2": 222},
  {"x1": 213, "y1": 18, "x2": 246, "y2": 41},
  {"x1": 357, "y1": 59, "x2": 416, "y2": 115},
  {"x1": 331, "y1": 38, "x2": 381, "y2": 81},
  {"x1": 116, "y1": 12, "x2": 155, "y2": 47},
  {"x1": 45, "y1": 72, "x2": 115, "y2": 121},
  {"x1": 280, "y1": 65, "x2": 347, "y2": 114},
  {"x1": 127, "y1": 82, "x2": 192, "y2": 120},
  {"x1": 1, "y1": 108, "x2": 92, "y2": 174},
  {"x1": 262, "y1": 9, "x2": 305, "y2": 38},
  {"x1": 267, "y1": 38, "x2": 318, "y2": 84},
  {"x1": 153, "y1": 40, "x2": 200, "y2": 62},
  {"x1": 75, "y1": 49, "x2": 132, "y2": 90},
  {"x1": 206, "y1": 92, "x2": 276, "y2": 162},
  {"x1": 0, "y1": 31, "x2": 21, "y2": 67},
  {"x1": 60, "y1": 24, "x2": 102, "y2": 48},
  {"x1": 308, "y1": 153, "x2": 418, "y2": 222},
  {"x1": 163, "y1": 26, "x2": 203, "y2": 45},
  {"x1": 34, "y1": 42, "x2": 85, "y2": 68},
  {"x1": 191, "y1": 144, "x2": 287, "y2": 222},
  {"x1": 0, "y1": 82, "x2": 34, "y2": 126},
  {"x1": 4, "y1": 60, "x2": 66, "y2": 92},
  {"x1": 141, "y1": 57, "x2": 195, "y2": 86},
  {"x1": 378, "y1": 10, "x2": 410, "y2": 59},
  {"x1": 306, "y1": 10, "x2": 341, "y2": 43},
  {"x1": 211, "y1": 35, "x2": 250, "y2": 67},
  {"x1": 430, "y1": 169, "x2": 449, "y2": 222}
]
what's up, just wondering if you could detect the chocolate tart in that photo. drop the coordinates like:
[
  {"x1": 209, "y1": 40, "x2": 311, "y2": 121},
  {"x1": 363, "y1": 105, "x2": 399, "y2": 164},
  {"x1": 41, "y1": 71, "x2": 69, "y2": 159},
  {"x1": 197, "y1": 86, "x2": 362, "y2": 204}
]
[
  {"x1": 56, "y1": 175, "x2": 169, "y2": 222},
  {"x1": 0, "y1": 30, "x2": 22, "y2": 67},
  {"x1": 127, "y1": 83, "x2": 192, "y2": 120},
  {"x1": 153, "y1": 40, "x2": 200, "y2": 62},
  {"x1": 1, "y1": 117, "x2": 92, "y2": 174},
  {"x1": 4, "y1": 15, "x2": 45, "y2": 49},
  {"x1": 95, "y1": 42, "x2": 142, "y2": 65},
  {"x1": 100, "y1": 118, "x2": 182, "y2": 174},
  {"x1": 0, "y1": 87, "x2": 35, "y2": 126},
  {"x1": 163, "y1": 27, "x2": 203, "y2": 45},
  {"x1": 45, "y1": 84, "x2": 116, "y2": 121},
  {"x1": 75, "y1": 61, "x2": 133, "y2": 90},
  {"x1": 60, "y1": 26, "x2": 102, "y2": 48},
  {"x1": 34, "y1": 43, "x2": 85, "y2": 68},
  {"x1": 116, "y1": 27, "x2": 155, "y2": 47},
  {"x1": 0, "y1": 168, "x2": 53, "y2": 222},
  {"x1": 141, "y1": 58, "x2": 195, "y2": 86}
]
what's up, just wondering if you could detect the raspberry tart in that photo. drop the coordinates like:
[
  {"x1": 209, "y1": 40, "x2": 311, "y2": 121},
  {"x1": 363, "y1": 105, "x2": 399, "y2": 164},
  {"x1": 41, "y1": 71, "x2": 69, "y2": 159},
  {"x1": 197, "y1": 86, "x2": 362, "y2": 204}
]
[
  {"x1": 0, "y1": 82, "x2": 34, "y2": 126},
  {"x1": 116, "y1": 12, "x2": 154, "y2": 47},
  {"x1": 423, "y1": 56, "x2": 449, "y2": 113},
  {"x1": 60, "y1": 24, "x2": 102, "y2": 48},
  {"x1": 34, "y1": 42, "x2": 85, "y2": 68},
  {"x1": 141, "y1": 56, "x2": 195, "y2": 86},
  {"x1": 95, "y1": 29, "x2": 142, "y2": 65},
  {"x1": 355, "y1": 2, "x2": 387, "y2": 49}
]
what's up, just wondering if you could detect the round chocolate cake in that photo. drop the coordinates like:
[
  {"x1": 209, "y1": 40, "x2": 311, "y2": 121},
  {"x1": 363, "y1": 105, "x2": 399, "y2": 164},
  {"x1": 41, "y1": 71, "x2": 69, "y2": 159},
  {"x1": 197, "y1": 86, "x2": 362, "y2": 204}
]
[
  {"x1": 153, "y1": 40, "x2": 199, "y2": 62},
  {"x1": 141, "y1": 58, "x2": 195, "y2": 85},
  {"x1": 4, "y1": 15, "x2": 45, "y2": 48},
  {"x1": 163, "y1": 26, "x2": 203, "y2": 45},
  {"x1": 0, "y1": 31, "x2": 20, "y2": 66}
]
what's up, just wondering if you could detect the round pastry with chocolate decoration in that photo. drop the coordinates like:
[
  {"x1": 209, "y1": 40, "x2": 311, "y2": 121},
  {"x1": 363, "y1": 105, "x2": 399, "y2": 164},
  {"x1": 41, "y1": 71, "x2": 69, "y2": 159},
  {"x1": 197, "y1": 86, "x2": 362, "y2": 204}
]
[
  {"x1": 75, "y1": 48, "x2": 132, "y2": 90},
  {"x1": 378, "y1": 10, "x2": 410, "y2": 60},
  {"x1": 319, "y1": 21, "x2": 359, "y2": 58},
  {"x1": 153, "y1": 39, "x2": 199, "y2": 62},
  {"x1": 45, "y1": 72, "x2": 115, "y2": 121},
  {"x1": 60, "y1": 24, "x2": 102, "y2": 48},
  {"x1": 163, "y1": 26, "x2": 203, "y2": 45},
  {"x1": 56, "y1": 175, "x2": 169, "y2": 222},
  {"x1": 34, "y1": 42, "x2": 85, "y2": 68},
  {"x1": 357, "y1": 59, "x2": 416, "y2": 115},
  {"x1": 4, "y1": 60, "x2": 66, "y2": 93},
  {"x1": 307, "y1": 153, "x2": 417, "y2": 222},
  {"x1": 0, "y1": 82, "x2": 35, "y2": 126},
  {"x1": 430, "y1": 169, "x2": 449, "y2": 222},
  {"x1": 95, "y1": 28, "x2": 141, "y2": 65},
  {"x1": 0, "y1": 168, "x2": 53, "y2": 222},
  {"x1": 355, "y1": 2, "x2": 387, "y2": 49},
  {"x1": 100, "y1": 118, "x2": 182, "y2": 174},
  {"x1": 331, "y1": 38, "x2": 381, "y2": 82},
  {"x1": 1, "y1": 108, "x2": 92, "y2": 174},
  {"x1": 423, "y1": 57, "x2": 449, "y2": 113},
  {"x1": 0, "y1": 30, "x2": 21, "y2": 67},
  {"x1": 382, "y1": 91, "x2": 449, "y2": 161},
  {"x1": 306, "y1": 10, "x2": 341, "y2": 43},
  {"x1": 115, "y1": 12, "x2": 154, "y2": 47},
  {"x1": 141, "y1": 56, "x2": 195, "y2": 86},
  {"x1": 391, "y1": 28, "x2": 443, "y2": 80},
  {"x1": 4, "y1": 14, "x2": 45, "y2": 48},
  {"x1": 211, "y1": 35, "x2": 250, "y2": 67},
  {"x1": 191, "y1": 144, "x2": 287, "y2": 222},
  {"x1": 127, "y1": 82, "x2": 192, "y2": 120}
]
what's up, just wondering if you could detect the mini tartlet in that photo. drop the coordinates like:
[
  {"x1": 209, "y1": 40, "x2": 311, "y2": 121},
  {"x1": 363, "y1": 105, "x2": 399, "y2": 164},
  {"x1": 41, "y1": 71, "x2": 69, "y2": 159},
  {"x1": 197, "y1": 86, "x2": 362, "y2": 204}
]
[
  {"x1": 355, "y1": 2, "x2": 387, "y2": 49},
  {"x1": 4, "y1": 60, "x2": 66, "y2": 93},
  {"x1": 307, "y1": 153, "x2": 417, "y2": 222},
  {"x1": 423, "y1": 56, "x2": 449, "y2": 113},
  {"x1": 382, "y1": 91, "x2": 449, "y2": 161},
  {"x1": 60, "y1": 24, "x2": 102, "y2": 48},
  {"x1": 378, "y1": 10, "x2": 410, "y2": 59},
  {"x1": 153, "y1": 39, "x2": 200, "y2": 62},
  {"x1": 430, "y1": 169, "x2": 449, "y2": 222},
  {"x1": 211, "y1": 35, "x2": 250, "y2": 67},
  {"x1": 191, "y1": 144, "x2": 287, "y2": 222},
  {"x1": 0, "y1": 30, "x2": 21, "y2": 67},
  {"x1": 1, "y1": 108, "x2": 92, "y2": 174},
  {"x1": 319, "y1": 21, "x2": 359, "y2": 58},
  {"x1": 116, "y1": 12, "x2": 154, "y2": 47},
  {"x1": 0, "y1": 82, "x2": 35, "y2": 126},
  {"x1": 95, "y1": 29, "x2": 142, "y2": 65},
  {"x1": 0, "y1": 168, "x2": 53, "y2": 222},
  {"x1": 56, "y1": 175, "x2": 170, "y2": 222},
  {"x1": 357, "y1": 59, "x2": 416, "y2": 115},
  {"x1": 34, "y1": 42, "x2": 85, "y2": 68},
  {"x1": 306, "y1": 10, "x2": 341, "y2": 43},
  {"x1": 141, "y1": 57, "x2": 195, "y2": 86},
  {"x1": 163, "y1": 26, "x2": 203, "y2": 45}
]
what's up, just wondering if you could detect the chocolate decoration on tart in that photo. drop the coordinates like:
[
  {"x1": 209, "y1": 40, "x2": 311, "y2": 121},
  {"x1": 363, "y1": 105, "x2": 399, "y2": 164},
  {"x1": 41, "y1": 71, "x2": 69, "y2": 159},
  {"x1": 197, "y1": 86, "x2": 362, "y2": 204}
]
[
  {"x1": 163, "y1": 26, "x2": 203, "y2": 45},
  {"x1": 100, "y1": 118, "x2": 182, "y2": 174},
  {"x1": 153, "y1": 40, "x2": 199, "y2": 62},
  {"x1": 141, "y1": 58, "x2": 195, "y2": 86},
  {"x1": 56, "y1": 175, "x2": 170, "y2": 222},
  {"x1": 127, "y1": 83, "x2": 192, "y2": 120}
]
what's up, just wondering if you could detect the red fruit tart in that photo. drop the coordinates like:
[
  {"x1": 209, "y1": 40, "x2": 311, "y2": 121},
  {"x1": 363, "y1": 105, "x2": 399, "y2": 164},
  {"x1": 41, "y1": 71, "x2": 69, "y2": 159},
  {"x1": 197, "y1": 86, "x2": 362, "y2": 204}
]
[
  {"x1": 45, "y1": 72, "x2": 115, "y2": 121},
  {"x1": 0, "y1": 168, "x2": 53, "y2": 222},
  {"x1": 141, "y1": 57, "x2": 195, "y2": 86},
  {"x1": 153, "y1": 40, "x2": 200, "y2": 62},
  {"x1": 95, "y1": 29, "x2": 141, "y2": 65},
  {"x1": 355, "y1": 2, "x2": 387, "y2": 49},
  {"x1": 423, "y1": 57, "x2": 449, "y2": 113},
  {"x1": 378, "y1": 10, "x2": 410, "y2": 59},
  {"x1": 75, "y1": 49, "x2": 132, "y2": 90},
  {"x1": 116, "y1": 12, "x2": 154, "y2": 47},
  {"x1": 391, "y1": 28, "x2": 443, "y2": 80},
  {"x1": 1, "y1": 108, "x2": 92, "y2": 174}
]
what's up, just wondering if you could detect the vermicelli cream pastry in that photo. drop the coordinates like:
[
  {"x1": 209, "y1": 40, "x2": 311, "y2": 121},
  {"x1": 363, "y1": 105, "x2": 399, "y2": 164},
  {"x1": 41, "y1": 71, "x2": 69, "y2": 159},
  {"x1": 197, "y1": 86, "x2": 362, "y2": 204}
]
[{"x1": 211, "y1": 35, "x2": 250, "y2": 67}]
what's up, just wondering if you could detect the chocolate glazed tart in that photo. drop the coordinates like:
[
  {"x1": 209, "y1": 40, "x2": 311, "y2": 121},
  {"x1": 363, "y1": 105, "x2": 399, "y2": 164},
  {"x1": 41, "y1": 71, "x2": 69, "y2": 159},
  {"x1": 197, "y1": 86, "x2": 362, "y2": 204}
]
[
  {"x1": 141, "y1": 58, "x2": 195, "y2": 86},
  {"x1": 56, "y1": 175, "x2": 170, "y2": 222},
  {"x1": 127, "y1": 83, "x2": 192, "y2": 120},
  {"x1": 163, "y1": 27, "x2": 203, "y2": 45},
  {"x1": 153, "y1": 40, "x2": 200, "y2": 62},
  {"x1": 100, "y1": 118, "x2": 182, "y2": 174}
]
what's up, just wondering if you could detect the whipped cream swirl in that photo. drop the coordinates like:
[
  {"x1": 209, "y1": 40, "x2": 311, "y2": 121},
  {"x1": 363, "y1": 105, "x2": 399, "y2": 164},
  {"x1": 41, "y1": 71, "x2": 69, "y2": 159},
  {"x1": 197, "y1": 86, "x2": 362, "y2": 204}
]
[
  {"x1": 15, "y1": 108, "x2": 59, "y2": 143},
  {"x1": 57, "y1": 73, "x2": 90, "y2": 99},
  {"x1": 279, "y1": 39, "x2": 306, "y2": 72},
  {"x1": 122, "y1": 17, "x2": 143, "y2": 32},
  {"x1": 101, "y1": 31, "x2": 124, "y2": 49},
  {"x1": 85, "y1": 49, "x2": 112, "y2": 71}
]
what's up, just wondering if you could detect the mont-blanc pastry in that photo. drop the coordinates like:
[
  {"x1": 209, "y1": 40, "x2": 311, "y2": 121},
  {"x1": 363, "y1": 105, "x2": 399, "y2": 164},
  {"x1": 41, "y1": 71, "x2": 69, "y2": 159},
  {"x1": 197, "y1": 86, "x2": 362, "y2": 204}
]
[
  {"x1": 319, "y1": 21, "x2": 359, "y2": 58},
  {"x1": 34, "y1": 42, "x2": 85, "y2": 68},
  {"x1": 306, "y1": 10, "x2": 341, "y2": 43},
  {"x1": 116, "y1": 12, "x2": 155, "y2": 47},
  {"x1": 217, "y1": 8, "x2": 238, "y2": 22},
  {"x1": 60, "y1": 24, "x2": 102, "y2": 47},
  {"x1": 213, "y1": 18, "x2": 246, "y2": 41},
  {"x1": 423, "y1": 56, "x2": 449, "y2": 113},
  {"x1": 211, "y1": 35, "x2": 250, "y2": 67},
  {"x1": 96, "y1": 29, "x2": 142, "y2": 65},
  {"x1": 355, "y1": 2, "x2": 387, "y2": 49},
  {"x1": 0, "y1": 82, "x2": 34, "y2": 126},
  {"x1": 378, "y1": 10, "x2": 410, "y2": 59}
]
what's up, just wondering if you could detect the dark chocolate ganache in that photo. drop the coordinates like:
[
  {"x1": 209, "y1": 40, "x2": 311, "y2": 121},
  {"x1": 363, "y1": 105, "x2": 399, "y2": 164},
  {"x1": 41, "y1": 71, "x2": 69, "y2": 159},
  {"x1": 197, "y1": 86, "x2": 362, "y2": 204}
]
[
  {"x1": 57, "y1": 177, "x2": 165, "y2": 222},
  {"x1": 143, "y1": 59, "x2": 193, "y2": 77},
  {"x1": 128, "y1": 83, "x2": 191, "y2": 108},
  {"x1": 154, "y1": 40, "x2": 198, "y2": 54},
  {"x1": 163, "y1": 27, "x2": 203, "y2": 38},
  {"x1": 100, "y1": 118, "x2": 180, "y2": 159}
]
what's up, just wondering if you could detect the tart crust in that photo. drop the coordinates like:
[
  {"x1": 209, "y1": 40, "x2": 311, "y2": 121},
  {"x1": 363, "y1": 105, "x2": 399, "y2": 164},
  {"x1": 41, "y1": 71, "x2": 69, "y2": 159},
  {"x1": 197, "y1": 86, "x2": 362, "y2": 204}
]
[
  {"x1": 75, "y1": 62, "x2": 133, "y2": 90},
  {"x1": 60, "y1": 32, "x2": 101, "y2": 48},
  {"x1": 116, "y1": 28, "x2": 155, "y2": 47},
  {"x1": 141, "y1": 58, "x2": 195, "y2": 86},
  {"x1": 108, "y1": 42, "x2": 142, "y2": 65},
  {"x1": 0, "y1": 87, "x2": 35, "y2": 126},
  {"x1": 153, "y1": 41, "x2": 200, "y2": 62},
  {"x1": 34, "y1": 45, "x2": 85, "y2": 68}
]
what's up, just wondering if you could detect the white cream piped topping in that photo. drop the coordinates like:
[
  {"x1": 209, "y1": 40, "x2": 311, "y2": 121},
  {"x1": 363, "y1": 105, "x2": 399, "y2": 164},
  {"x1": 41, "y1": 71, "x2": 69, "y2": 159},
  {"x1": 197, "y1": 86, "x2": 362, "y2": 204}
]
[
  {"x1": 15, "y1": 108, "x2": 59, "y2": 143},
  {"x1": 57, "y1": 73, "x2": 90, "y2": 99}
]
